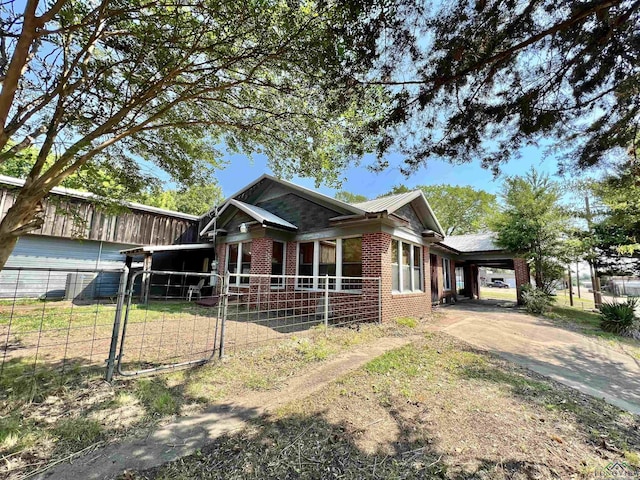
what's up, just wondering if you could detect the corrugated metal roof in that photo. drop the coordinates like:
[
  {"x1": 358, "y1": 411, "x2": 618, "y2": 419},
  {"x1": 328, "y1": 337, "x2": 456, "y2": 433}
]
[
  {"x1": 351, "y1": 191, "x2": 421, "y2": 213},
  {"x1": 439, "y1": 233, "x2": 503, "y2": 252},
  {"x1": 120, "y1": 243, "x2": 215, "y2": 255},
  {"x1": 0, "y1": 174, "x2": 199, "y2": 220},
  {"x1": 231, "y1": 199, "x2": 298, "y2": 230}
]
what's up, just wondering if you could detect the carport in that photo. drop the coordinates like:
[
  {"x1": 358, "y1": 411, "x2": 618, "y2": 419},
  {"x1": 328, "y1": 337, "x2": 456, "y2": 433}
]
[{"x1": 436, "y1": 234, "x2": 531, "y2": 305}]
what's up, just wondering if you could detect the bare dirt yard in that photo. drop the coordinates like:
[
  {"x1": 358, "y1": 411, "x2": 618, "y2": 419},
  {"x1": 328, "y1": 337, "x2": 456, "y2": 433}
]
[{"x1": 126, "y1": 330, "x2": 640, "y2": 480}]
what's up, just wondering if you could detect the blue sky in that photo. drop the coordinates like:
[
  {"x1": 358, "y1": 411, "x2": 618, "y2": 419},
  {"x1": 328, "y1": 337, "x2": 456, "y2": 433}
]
[{"x1": 208, "y1": 143, "x2": 567, "y2": 200}]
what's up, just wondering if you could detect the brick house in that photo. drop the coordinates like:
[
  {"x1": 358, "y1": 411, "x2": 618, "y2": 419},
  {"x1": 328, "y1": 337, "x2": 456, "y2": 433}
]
[{"x1": 199, "y1": 174, "x2": 530, "y2": 322}]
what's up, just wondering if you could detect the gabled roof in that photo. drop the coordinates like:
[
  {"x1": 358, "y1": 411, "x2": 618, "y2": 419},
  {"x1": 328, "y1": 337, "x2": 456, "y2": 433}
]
[
  {"x1": 352, "y1": 190, "x2": 445, "y2": 236},
  {"x1": 227, "y1": 199, "x2": 298, "y2": 231},
  {"x1": 352, "y1": 191, "x2": 420, "y2": 213},
  {"x1": 200, "y1": 174, "x2": 365, "y2": 219},
  {"x1": 200, "y1": 174, "x2": 366, "y2": 235},
  {"x1": 439, "y1": 233, "x2": 503, "y2": 253}
]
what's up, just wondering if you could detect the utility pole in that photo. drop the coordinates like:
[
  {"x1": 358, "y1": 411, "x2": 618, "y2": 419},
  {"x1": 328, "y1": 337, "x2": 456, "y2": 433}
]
[
  {"x1": 576, "y1": 260, "x2": 581, "y2": 298},
  {"x1": 585, "y1": 196, "x2": 602, "y2": 308},
  {"x1": 567, "y1": 265, "x2": 574, "y2": 306}
]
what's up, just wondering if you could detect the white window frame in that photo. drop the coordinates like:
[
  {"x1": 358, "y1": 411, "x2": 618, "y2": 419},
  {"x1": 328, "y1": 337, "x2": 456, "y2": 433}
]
[
  {"x1": 392, "y1": 239, "x2": 424, "y2": 294},
  {"x1": 443, "y1": 257, "x2": 452, "y2": 291},
  {"x1": 295, "y1": 236, "x2": 362, "y2": 292},
  {"x1": 226, "y1": 241, "x2": 251, "y2": 287}
]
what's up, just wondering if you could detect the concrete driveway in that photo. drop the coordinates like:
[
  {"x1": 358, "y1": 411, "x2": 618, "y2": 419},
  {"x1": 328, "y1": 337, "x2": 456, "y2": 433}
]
[{"x1": 432, "y1": 300, "x2": 640, "y2": 415}]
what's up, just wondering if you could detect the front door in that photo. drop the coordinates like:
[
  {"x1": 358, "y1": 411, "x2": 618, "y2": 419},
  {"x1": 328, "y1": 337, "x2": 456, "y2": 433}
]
[{"x1": 430, "y1": 254, "x2": 439, "y2": 303}]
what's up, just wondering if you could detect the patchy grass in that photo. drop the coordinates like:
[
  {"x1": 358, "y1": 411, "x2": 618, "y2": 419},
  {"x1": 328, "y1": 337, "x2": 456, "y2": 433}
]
[
  {"x1": 0, "y1": 300, "x2": 214, "y2": 334},
  {"x1": 481, "y1": 286, "x2": 597, "y2": 311},
  {"x1": 547, "y1": 305, "x2": 640, "y2": 359},
  {"x1": 52, "y1": 418, "x2": 104, "y2": 452},
  {"x1": 0, "y1": 320, "x2": 413, "y2": 479},
  {"x1": 135, "y1": 378, "x2": 181, "y2": 416},
  {"x1": 127, "y1": 333, "x2": 640, "y2": 480},
  {"x1": 395, "y1": 316, "x2": 418, "y2": 328},
  {"x1": 480, "y1": 287, "x2": 517, "y2": 301}
]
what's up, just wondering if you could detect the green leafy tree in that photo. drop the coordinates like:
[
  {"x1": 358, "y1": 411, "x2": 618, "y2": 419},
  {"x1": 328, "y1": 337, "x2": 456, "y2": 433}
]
[
  {"x1": 493, "y1": 169, "x2": 569, "y2": 293},
  {"x1": 0, "y1": 0, "x2": 391, "y2": 269},
  {"x1": 589, "y1": 160, "x2": 640, "y2": 275},
  {"x1": 366, "y1": 0, "x2": 639, "y2": 174},
  {"x1": 416, "y1": 185, "x2": 496, "y2": 235},
  {"x1": 384, "y1": 184, "x2": 497, "y2": 235},
  {"x1": 137, "y1": 184, "x2": 223, "y2": 216},
  {"x1": 335, "y1": 191, "x2": 368, "y2": 204}
]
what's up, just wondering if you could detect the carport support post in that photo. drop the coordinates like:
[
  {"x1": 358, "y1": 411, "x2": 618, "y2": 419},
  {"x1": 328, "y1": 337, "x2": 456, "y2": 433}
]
[
  {"x1": 106, "y1": 265, "x2": 129, "y2": 382},
  {"x1": 141, "y1": 253, "x2": 152, "y2": 304},
  {"x1": 514, "y1": 258, "x2": 530, "y2": 305}
]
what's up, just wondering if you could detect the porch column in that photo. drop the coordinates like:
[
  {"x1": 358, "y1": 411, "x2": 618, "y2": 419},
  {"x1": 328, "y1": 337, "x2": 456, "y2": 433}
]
[
  {"x1": 514, "y1": 258, "x2": 530, "y2": 305},
  {"x1": 472, "y1": 264, "x2": 479, "y2": 300},
  {"x1": 216, "y1": 243, "x2": 227, "y2": 276},
  {"x1": 249, "y1": 238, "x2": 274, "y2": 310},
  {"x1": 462, "y1": 264, "x2": 473, "y2": 298},
  {"x1": 362, "y1": 232, "x2": 392, "y2": 323}
]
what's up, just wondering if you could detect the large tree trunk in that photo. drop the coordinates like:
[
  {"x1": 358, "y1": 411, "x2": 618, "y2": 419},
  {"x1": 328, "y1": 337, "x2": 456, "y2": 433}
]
[
  {"x1": 533, "y1": 257, "x2": 544, "y2": 290},
  {"x1": 0, "y1": 187, "x2": 45, "y2": 270},
  {"x1": 0, "y1": 234, "x2": 19, "y2": 270}
]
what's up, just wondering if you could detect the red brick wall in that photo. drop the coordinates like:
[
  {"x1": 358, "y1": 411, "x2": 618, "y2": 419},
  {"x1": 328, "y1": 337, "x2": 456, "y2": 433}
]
[
  {"x1": 362, "y1": 232, "x2": 432, "y2": 323},
  {"x1": 247, "y1": 238, "x2": 273, "y2": 305},
  {"x1": 249, "y1": 238, "x2": 273, "y2": 275},
  {"x1": 514, "y1": 257, "x2": 530, "y2": 305},
  {"x1": 285, "y1": 241, "x2": 297, "y2": 276},
  {"x1": 218, "y1": 235, "x2": 433, "y2": 323},
  {"x1": 216, "y1": 243, "x2": 226, "y2": 277}
]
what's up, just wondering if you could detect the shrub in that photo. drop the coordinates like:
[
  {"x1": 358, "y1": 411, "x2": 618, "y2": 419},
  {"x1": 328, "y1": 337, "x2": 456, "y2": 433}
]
[
  {"x1": 599, "y1": 298, "x2": 639, "y2": 336},
  {"x1": 520, "y1": 285, "x2": 553, "y2": 314}
]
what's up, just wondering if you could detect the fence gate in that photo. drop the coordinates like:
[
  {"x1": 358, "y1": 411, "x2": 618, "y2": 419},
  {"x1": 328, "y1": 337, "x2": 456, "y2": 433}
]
[{"x1": 114, "y1": 270, "x2": 226, "y2": 377}]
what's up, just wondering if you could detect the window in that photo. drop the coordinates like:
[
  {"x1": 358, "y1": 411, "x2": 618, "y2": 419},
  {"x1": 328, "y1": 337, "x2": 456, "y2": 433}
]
[
  {"x1": 342, "y1": 237, "x2": 362, "y2": 290},
  {"x1": 226, "y1": 242, "x2": 252, "y2": 286},
  {"x1": 391, "y1": 239, "x2": 423, "y2": 293},
  {"x1": 413, "y1": 246, "x2": 421, "y2": 290},
  {"x1": 271, "y1": 241, "x2": 285, "y2": 286},
  {"x1": 319, "y1": 240, "x2": 337, "y2": 289},
  {"x1": 240, "y1": 242, "x2": 251, "y2": 284},
  {"x1": 402, "y1": 243, "x2": 411, "y2": 290},
  {"x1": 227, "y1": 244, "x2": 239, "y2": 274},
  {"x1": 391, "y1": 241, "x2": 399, "y2": 291},
  {"x1": 298, "y1": 242, "x2": 314, "y2": 288},
  {"x1": 443, "y1": 258, "x2": 452, "y2": 291},
  {"x1": 296, "y1": 237, "x2": 362, "y2": 290}
]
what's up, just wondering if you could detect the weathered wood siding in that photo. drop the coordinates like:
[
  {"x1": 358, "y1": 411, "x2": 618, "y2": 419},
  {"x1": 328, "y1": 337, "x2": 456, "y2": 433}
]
[{"x1": 0, "y1": 186, "x2": 198, "y2": 245}]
